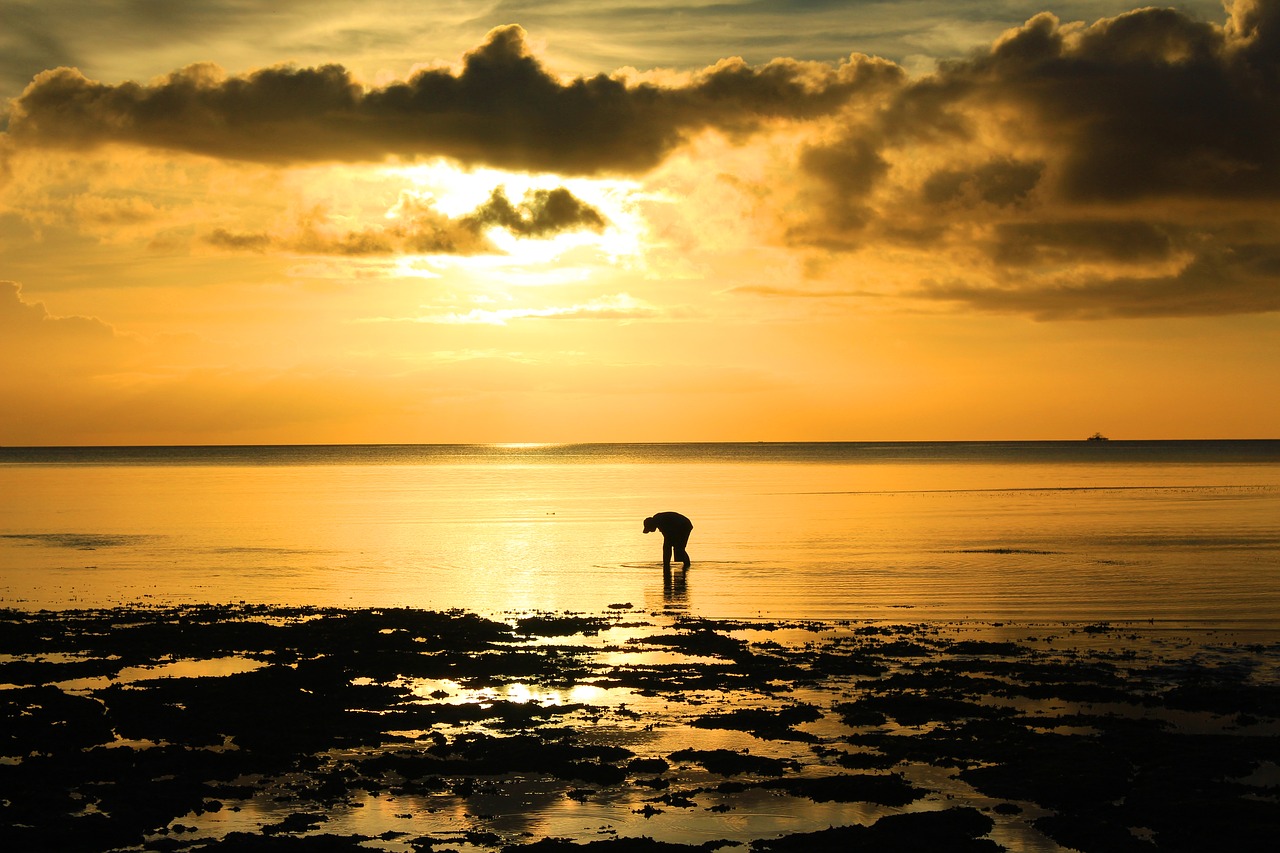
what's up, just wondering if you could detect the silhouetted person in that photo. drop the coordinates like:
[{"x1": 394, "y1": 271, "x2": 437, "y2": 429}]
[{"x1": 643, "y1": 511, "x2": 692, "y2": 570}]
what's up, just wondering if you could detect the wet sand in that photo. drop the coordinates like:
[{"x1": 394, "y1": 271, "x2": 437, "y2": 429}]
[{"x1": 2, "y1": 605, "x2": 1277, "y2": 852}]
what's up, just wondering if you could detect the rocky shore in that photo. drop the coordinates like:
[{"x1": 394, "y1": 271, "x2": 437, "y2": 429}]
[{"x1": 2, "y1": 605, "x2": 1277, "y2": 851}]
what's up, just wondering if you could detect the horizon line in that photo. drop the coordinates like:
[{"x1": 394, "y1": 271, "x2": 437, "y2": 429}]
[{"x1": 5, "y1": 437, "x2": 1280, "y2": 450}]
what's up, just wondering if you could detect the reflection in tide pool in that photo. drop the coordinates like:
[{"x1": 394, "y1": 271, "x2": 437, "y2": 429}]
[
  {"x1": 400, "y1": 678, "x2": 647, "y2": 709},
  {"x1": 1, "y1": 442, "x2": 1278, "y2": 624},
  {"x1": 38, "y1": 656, "x2": 267, "y2": 694}
]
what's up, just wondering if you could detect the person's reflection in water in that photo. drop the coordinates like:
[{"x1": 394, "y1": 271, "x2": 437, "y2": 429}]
[
  {"x1": 663, "y1": 565, "x2": 688, "y2": 607},
  {"x1": 642, "y1": 511, "x2": 692, "y2": 570}
]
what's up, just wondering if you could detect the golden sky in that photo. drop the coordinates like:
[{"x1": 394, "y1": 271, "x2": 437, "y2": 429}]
[{"x1": 2, "y1": 0, "x2": 1278, "y2": 444}]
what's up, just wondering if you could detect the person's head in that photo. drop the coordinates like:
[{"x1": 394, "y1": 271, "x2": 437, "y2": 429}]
[{"x1": 642, "y1": 516, "x2": 657, "y2": 533}]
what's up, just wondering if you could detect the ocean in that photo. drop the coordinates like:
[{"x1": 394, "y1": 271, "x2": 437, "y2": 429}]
[{"x1": 2, "y1": 441, "x2": 1279, "y2": 625}]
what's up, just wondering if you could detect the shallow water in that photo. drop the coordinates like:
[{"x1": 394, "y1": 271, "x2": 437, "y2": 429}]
[{"x1": 2, "y1": 441, "x2": 1278, "y2": 623}]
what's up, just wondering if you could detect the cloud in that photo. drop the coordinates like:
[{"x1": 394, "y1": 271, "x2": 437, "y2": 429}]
[
  {"x1": 795, "y1": 2, "x2": 1280, "y2": 220},
  {"x1": 780, "y1": 1, "x2": 1280, "y2": 318},
  {"x1": 5, "y1": 24, "x2": 900, "y2": 175},
  {"x1": 920, "y1": 240, "x2": 1280, "y2": 319},
  {"x1": 203, "y1": 184, "x2": 607, "y2": 256},
  {"x1": 70, "y1": 193, "x2": 163, "y2": 225},
  {"x1": 0, "y1": 279, "x2": 114, "y2": 340},
  {"x1": 1, "y1": 3, "x2": 1229, "y2": 107},
  {"x1": 0, "y1": 280, "x2": 134, "y2": 383},
  {"x1": 961, "y1": 6, "x2": 1280, "y2": 203},
  {"x1": 921, "y1": 157, "x2": 1043, "y2": 208},
  {"x1": 984, "y1": 220, "x2": 1183, "y2": 267},
  {"x1": 7, "y1": 3, "x2": 1280, "y2": 321},
  {"x1": 466, "y1": 186, "x2": 606, "y2": 237},
  {"x1": 205, "y1": 228, "x2": 273, "y2": 252}
]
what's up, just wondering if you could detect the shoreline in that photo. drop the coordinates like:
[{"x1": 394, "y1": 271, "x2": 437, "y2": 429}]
[{"x1": 2, "y1": 604, "x2": 1278, "y2": 851}]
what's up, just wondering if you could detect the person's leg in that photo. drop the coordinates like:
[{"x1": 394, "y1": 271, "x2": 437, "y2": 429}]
[{"x1": 674, "y1": 532, "x2": 691, "y2": 568}]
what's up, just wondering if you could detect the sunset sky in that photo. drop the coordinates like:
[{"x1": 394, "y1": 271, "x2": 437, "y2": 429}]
[{"x1": 3, "y1": 0, "x2": 1278, "y2": 444}]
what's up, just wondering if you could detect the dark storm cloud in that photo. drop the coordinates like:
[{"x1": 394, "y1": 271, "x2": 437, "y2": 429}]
[{"x1": 5, "y1": 24, "x2": 900, "y2": 174}]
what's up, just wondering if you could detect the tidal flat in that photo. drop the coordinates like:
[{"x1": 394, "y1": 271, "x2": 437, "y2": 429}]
[{"x1": 1, "y1": 606, "x2": 1277, "y2": 852}]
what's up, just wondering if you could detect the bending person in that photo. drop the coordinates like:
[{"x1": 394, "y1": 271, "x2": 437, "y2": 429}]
[{"x1": 643, "y1": 511, "x2": 693, "y2": 570}]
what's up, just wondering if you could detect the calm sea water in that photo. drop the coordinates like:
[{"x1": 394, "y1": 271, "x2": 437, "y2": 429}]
[{"x1": 2, "y1": 441, "x2": 1278, "y2": 624}]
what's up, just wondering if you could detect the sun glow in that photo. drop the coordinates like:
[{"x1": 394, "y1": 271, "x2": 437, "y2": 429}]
[
  {"x1": 390, "y1": 256, "x2": 443, "y2": 279},
  {"x1": 389, "y1": 161, "x2": 518, "y2": 215},
  {"x1": 385, "y1": 160, "x2": 648, "y2": 269}
]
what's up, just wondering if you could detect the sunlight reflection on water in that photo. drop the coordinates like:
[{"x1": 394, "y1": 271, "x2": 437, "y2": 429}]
[{"x1": 2, "y1": 444, "x2": 1278, "y2": 623}]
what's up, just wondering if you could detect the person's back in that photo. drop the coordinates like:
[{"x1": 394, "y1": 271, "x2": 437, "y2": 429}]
[{"x1": 642, "y1": 512, "x2": 693, "y2": 569}]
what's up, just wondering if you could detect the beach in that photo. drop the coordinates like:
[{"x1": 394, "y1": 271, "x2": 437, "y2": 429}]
[
  {"x1": 2, "y1": 604, "x2": 1278, "y2": 851},
  {"x1": 2, "y1": 443, "x2": 1279, "y2": 849}
]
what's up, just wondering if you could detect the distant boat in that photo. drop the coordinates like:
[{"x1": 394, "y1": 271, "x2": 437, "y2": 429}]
[{"x1": 1086, "y1": 432, "x2": 1109, "y2": 441}]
